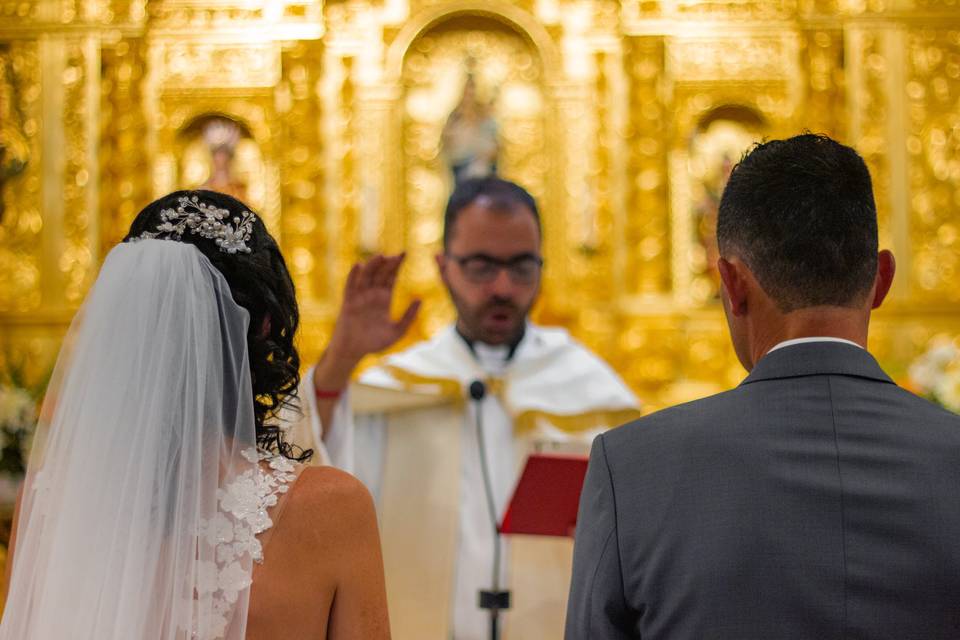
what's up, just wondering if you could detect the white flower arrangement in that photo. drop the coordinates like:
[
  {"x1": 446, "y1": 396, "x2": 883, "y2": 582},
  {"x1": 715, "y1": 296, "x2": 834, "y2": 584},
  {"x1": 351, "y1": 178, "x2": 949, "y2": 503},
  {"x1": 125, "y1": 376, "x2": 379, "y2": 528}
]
[
  {"x1": 0, "y1": 384, "x2": 37, "y2": 476},
  {"x1": 908, "y1": 335, "x2": 960, "y2": 413}
]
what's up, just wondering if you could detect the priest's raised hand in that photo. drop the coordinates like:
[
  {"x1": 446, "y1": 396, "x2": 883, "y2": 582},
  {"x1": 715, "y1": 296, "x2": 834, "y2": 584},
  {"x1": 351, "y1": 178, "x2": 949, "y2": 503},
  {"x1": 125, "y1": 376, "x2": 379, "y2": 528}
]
[{"x1": 312, "y1": 253, "x2": 421, "y2": 431}]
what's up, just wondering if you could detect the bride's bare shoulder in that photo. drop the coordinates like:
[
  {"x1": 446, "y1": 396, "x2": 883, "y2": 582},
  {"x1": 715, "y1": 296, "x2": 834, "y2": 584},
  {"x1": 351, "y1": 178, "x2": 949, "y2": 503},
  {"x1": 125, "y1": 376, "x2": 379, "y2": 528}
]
[
  {"x1": 283, "y1": 466, "x2": 376, "y2": 538},
  {"x1": 291, "y1": 465, "x2": 371, "y2": 500}
]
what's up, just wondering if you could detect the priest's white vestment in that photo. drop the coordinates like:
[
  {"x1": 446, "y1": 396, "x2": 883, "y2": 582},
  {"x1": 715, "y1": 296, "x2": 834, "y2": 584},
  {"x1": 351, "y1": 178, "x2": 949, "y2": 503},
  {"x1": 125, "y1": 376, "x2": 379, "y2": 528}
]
[{"x1": 289, "y1": 324, "x2": 640, "y2": 639}]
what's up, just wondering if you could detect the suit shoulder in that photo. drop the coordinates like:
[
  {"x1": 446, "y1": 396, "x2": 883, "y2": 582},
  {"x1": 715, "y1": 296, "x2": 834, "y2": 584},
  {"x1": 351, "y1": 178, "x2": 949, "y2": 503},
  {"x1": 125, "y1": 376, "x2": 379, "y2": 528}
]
[
  {"x1": 890, "y1": 383, "x2": 960, "y2": 413},
  {"x1": 886, "y1": 383, "x2": 960, "y2": 429},
  {"x1": 603, "y1": 387, "x2": 745, "y2": 445}
]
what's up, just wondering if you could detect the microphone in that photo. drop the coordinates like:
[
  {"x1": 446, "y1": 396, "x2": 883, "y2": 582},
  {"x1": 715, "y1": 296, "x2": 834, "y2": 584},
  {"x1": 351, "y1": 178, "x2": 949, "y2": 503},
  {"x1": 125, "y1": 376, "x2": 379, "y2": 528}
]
[
  {"x1": 469, "y1": 378, "x2": 509, "y2": 640},
  {"x1": 469, "y1": 379, "x2": 486, "y2": 401}
]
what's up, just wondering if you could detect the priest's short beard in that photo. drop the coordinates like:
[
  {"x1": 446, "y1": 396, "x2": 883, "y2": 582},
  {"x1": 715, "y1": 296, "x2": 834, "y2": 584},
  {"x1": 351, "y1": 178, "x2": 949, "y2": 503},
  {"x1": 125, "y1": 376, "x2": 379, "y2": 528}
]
[{"x1": 447, "y1": 288, "x2": 531, "y2": 346}]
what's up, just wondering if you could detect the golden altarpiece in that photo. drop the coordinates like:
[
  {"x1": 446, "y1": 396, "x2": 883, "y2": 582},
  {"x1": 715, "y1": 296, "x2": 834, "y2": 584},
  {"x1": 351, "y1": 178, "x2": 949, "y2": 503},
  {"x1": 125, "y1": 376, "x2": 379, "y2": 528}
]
[{"x1": 1, "y1": 0, "x2": 959, "y2": 410}]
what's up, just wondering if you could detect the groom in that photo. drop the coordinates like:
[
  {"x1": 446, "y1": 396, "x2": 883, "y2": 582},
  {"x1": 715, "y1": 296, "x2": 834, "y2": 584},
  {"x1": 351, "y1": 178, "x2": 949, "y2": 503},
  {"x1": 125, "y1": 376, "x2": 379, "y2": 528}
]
[{"x1": 566, "y1": 134, "x2": 960, "y2": 639}]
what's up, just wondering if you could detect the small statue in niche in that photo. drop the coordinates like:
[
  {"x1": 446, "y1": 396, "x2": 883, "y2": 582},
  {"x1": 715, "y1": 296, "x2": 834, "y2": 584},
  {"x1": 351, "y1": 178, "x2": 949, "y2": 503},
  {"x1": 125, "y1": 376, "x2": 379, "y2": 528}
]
[
  {"x1": 441, "y1": 65, "x2": 499, "y2": 183},
  {"x1": 688, "y1": 110, "x2": 764, "y2": 301},
  {"x1": 199, "y1": 118, "x2": 247, "y2": 201},
  {"x1": 693, "y1": 148, "x2": 736, "y2": 289}
]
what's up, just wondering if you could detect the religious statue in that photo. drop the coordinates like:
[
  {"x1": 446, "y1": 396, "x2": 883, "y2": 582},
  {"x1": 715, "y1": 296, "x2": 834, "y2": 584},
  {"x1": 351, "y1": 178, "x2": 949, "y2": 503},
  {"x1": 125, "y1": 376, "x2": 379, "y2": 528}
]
[
  {"x1": 199, "y1": 117, "x2": 248, "y2": 201},
  {"x1": 692, "y1": 148, "x2": 735, "y2": 293},
  {"x1": 441, "y1": 67, "x2": 499, "y2": 183},
  {"x1": 689, "y1": 113, "x2": 763, "y2": 300}
]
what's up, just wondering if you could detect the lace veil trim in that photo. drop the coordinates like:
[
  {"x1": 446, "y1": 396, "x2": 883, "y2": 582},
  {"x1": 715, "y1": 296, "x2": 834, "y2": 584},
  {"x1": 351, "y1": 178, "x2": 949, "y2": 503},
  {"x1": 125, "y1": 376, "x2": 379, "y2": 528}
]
[{"x1": 193, "y1": 448, "x2": 298, "y2": 639}]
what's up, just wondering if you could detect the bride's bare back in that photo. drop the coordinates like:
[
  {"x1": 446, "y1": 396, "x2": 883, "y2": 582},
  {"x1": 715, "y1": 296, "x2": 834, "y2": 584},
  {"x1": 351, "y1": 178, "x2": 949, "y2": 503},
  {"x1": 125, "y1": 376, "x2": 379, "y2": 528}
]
[{"x1": 247, "y1": 465, "x2": 390, "y2": 640}]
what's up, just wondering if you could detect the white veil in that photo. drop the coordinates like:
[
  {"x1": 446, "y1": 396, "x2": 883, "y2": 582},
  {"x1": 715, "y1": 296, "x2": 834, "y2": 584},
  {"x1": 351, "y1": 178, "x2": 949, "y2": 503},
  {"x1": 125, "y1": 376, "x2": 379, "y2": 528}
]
[{"x1": 0, "y1": 239, "x2": 258, "y2": 640}]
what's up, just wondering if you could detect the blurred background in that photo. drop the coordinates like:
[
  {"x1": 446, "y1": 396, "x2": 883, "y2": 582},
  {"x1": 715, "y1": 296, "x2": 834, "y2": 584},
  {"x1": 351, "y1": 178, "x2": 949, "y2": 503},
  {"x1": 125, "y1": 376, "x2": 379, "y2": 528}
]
[{"x1": 1, "y1": 0, "x2": 959, "y2": 447}]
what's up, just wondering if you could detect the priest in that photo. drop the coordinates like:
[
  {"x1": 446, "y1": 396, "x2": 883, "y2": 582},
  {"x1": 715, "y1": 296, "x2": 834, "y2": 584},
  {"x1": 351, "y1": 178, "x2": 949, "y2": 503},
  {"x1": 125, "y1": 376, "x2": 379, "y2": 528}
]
[{"x1": 289, "y1": 177, "x2": 640, "y2": 639}]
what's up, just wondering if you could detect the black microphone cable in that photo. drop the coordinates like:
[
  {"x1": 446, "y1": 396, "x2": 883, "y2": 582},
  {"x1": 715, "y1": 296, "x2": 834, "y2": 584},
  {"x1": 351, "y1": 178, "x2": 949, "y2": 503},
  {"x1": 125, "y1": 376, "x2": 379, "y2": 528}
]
[
  {"x1": 470, "y1": 380, "x2": 500, "y2": 590},
  {"x1": 470, "y1": 379, "x2": 510, "y2": 640}
]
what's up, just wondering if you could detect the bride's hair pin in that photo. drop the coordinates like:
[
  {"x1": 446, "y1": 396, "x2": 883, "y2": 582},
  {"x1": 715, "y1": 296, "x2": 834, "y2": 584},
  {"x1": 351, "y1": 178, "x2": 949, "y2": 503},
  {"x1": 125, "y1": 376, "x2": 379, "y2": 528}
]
[{"x1": 139, "y1": 194, "x2": 255, "y2": 254}]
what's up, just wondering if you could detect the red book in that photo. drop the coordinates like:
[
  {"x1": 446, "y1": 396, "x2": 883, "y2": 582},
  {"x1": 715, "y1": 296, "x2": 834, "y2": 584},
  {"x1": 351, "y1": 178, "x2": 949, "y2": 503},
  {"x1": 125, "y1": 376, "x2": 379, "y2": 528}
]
[{"x1": 500, "y1": 453, "x2": 590, "y2": 538}]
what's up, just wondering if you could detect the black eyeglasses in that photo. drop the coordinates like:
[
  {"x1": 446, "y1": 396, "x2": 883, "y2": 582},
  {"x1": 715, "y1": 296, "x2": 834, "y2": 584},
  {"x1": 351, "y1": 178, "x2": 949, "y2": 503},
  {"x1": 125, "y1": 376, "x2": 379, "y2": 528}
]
[{"x1": 447, "y1": 253, "x2": 544, "y2": 284}]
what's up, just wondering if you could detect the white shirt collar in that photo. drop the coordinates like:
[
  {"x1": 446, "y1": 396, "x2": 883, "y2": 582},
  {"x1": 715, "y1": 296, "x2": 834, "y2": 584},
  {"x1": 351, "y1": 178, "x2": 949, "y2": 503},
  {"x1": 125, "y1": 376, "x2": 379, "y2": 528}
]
[
  {"x1": 767, "y1": 336, "x2": 864, "y2": 355},
  {"x1": 473, "y1": 342, "x2": 510, "y2": 376}
]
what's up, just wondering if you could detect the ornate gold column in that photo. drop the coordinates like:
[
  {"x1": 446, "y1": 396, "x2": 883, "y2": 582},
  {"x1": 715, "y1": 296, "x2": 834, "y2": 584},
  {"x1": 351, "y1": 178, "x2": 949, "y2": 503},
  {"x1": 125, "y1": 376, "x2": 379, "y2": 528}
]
[
  {"x1": 622, "y1": 35, "x2": 670, "y2": 298},
  {"x1": 99, "y1": 37, "x2": 150, "y2": 253},
  {"x1": 278, "y1": 41, "x2": 325, "y2": 302},
  {"x1": 550, "y1": 0, "x2": 627, "y2": 351},
  {"x1": 0, "y1": 41, "x2": 42, "y2": 314},
  {"x1": 279, "y1": 40, "x2": 330, "y2": 364},
  {"x1": 904, "y1": 26, "x2": 960, "y2": 305},
  {"x1": 320, "y1": 3, "x2": 368, "y2": 298},
  {"x1": 846, "y1": 22, "x2": 910, "y2": 300},
  {"x1": 0, "y1": 2, "x2": 104, "y2": 383},
  {"x1": 39, "y1": 34, "x2": 99, "y2": 309},
  {"x1": 801, "y1": 27, "x2": 846, "y2": 140}
]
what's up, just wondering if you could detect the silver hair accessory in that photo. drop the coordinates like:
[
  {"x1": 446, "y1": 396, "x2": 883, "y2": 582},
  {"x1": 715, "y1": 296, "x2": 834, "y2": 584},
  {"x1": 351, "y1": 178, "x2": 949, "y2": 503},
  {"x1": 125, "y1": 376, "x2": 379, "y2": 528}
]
[{"x1": 140, "y1": 195, "x2": 254, "y2": 254}]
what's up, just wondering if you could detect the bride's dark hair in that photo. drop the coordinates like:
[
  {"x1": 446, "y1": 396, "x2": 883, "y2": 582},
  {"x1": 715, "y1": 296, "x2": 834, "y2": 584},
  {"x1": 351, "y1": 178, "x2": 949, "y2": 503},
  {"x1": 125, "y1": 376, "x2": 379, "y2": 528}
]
[{"x1": 124, "y1": 189, "x2": 311, "y2": 462}]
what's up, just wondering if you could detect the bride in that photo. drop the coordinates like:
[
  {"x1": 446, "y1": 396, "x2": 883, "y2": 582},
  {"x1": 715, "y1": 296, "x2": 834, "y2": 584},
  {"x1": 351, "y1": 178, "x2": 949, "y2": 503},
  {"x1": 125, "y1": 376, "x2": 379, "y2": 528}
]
[{"x1": 0, "y1": 190, "x2": 390, "y2": 639}]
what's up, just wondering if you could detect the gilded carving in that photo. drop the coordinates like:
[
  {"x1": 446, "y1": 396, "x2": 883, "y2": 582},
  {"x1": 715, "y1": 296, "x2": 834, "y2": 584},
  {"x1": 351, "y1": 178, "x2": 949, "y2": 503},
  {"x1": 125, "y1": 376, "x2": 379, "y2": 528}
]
[
  {"x1": 0, "y1": 45, "x2": 29, "y2": 221},
  {"x1": 669, "y1": 0, "x2": 800, "y2": 19},
  {"x1": 278, "y1": 41, "x2": 326, "y2": 323},
  {"x1": 1, "y1": 0, "x2": 959, "y2": 403},
  {"x1": 913, "y1": 0, "x2": 960, "y2": 10},
  {"x1": 906, "y1": 27, "x2": 960, "y2": 303},
  {"x1": 0, "y1": 42, "x2": 41, "y2": 313},
  {"x1": 624, "y1": 36, "x2": 669, "y2": 296},
  {"x1": 60, "y1": 38, "x2": 97, "y2": 304},
  {"x1": 336, "y1": 55, "x2": 358, "y2": 287},
  {"x1": 153, "y1": 41, "x2": 281, "y2": 89},
  {"x1": 801, "y1": 29, "x2": 845, "y2": 139},
  {"x1": 148, "y1": 1, "x2": 322, "y2": 31},
  {"x1": 99, "y1": 38, "x2": 150, "y2": 254},
  {"x1": 105, "y1": 0, "x2": 147, "y2": 24},
  {"x1": 846, "y1": 27, "x2": 900, "y2": 264},
  {"x1": 0, "y1": 2, "x2": 40, "y2": 25},
  {"x1": 668, "y1": 35, "x2": 798, "y2": 82}
]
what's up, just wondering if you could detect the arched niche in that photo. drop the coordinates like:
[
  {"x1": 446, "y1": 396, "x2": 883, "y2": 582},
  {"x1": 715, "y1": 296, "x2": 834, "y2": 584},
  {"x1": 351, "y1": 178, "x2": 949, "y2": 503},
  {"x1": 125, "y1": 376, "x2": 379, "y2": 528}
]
[
  {"x1": 387, "y1": 9, "x2": 556, "y2": 336},
  {"x1": 385, "y1": 1, "x2": 561, "y2": 86}
]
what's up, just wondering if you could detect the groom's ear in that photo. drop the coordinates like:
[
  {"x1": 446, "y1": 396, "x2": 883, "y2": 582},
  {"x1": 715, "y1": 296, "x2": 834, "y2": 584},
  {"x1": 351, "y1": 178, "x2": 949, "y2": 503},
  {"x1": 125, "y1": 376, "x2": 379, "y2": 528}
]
[
  {"x1": 718, "y1": 257, "x2": 749, "y2": 317},
  {"x1": 870, "y1": 249, "x2": 896, "y2": 310}
]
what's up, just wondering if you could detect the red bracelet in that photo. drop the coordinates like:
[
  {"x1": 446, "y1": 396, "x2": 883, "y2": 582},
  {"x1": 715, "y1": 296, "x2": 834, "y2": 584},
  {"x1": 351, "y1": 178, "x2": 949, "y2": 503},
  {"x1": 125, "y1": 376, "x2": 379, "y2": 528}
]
[{"x1": 314, "y1": 387, "x2": 343, "y2": 400}]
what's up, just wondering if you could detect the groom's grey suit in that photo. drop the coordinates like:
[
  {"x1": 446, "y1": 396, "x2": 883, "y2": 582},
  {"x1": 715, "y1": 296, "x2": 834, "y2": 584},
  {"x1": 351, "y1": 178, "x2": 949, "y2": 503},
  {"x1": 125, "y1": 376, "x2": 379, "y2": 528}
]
[{"x1": 566, "y1": 341, "x2": 960, "y2": 639}]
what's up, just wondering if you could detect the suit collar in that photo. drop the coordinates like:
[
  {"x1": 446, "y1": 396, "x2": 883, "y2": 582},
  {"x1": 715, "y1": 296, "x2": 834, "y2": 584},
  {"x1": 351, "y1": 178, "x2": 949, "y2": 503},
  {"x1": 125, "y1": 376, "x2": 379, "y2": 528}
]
[{"x1": 741, "y1": 341, "x2": 895, "y2": 386}]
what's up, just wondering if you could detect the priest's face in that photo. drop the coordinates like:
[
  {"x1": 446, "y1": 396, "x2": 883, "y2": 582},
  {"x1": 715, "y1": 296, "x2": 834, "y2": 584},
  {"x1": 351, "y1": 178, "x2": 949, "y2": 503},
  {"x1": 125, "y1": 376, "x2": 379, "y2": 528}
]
[{"x1": 437, "y1": 198, "x2": 542, "y2": 345}]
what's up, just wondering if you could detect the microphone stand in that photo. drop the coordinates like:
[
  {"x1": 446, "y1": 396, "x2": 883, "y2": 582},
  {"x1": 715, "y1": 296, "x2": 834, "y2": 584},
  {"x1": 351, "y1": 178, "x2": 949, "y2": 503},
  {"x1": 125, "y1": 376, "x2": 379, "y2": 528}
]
[{"x1": 470, "y1": 380, "x2": 510, "y2": 640}]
